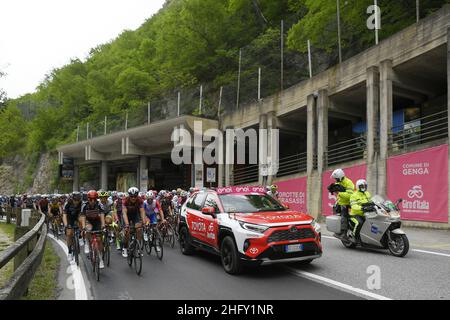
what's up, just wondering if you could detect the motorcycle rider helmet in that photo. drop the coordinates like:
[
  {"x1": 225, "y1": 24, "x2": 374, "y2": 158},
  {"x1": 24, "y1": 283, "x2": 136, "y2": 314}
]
[
  {"x1": 356, "y1": 179, "x2": 368, "y2": 192},
  {"x1": 331, "y1": 169, "x2": 345, "y2": 182}
]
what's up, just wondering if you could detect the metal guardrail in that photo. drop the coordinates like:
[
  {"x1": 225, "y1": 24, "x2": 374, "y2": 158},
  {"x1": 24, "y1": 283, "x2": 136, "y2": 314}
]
[
  {"x1": 390, "y1": 110, "x2": 448, "y2": 152},
  {"x1": 276, "y1": 152, "x2": 307, "y2": 178},
  {"x1": 326, "y1": 135, "x2": 366, "y2": 166},
  {"x1": 233, "y1": 164, "x2": 259, "y2": 186},
  {"x1": 0, "y1": 212, "x2": 47, "y2": 300}
]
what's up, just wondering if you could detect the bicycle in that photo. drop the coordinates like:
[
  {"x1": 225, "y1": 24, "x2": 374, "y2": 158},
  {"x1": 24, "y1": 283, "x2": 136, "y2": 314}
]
[
  {"x1": 85, "y1": 230, "x2": 104, "y2": 281},
  {"x1": 50, "y1": 215, "x2": 61, "y2": 239},
  {"x1": 158, "y1": 219, "x2": 175, "y2": 248},
  {"x1": 66, "y1": 225, "x2": 81, "y2": 266},
  {"x1": 126, "y1": 226, "x2": 143, "y2": 276},
  {"x1": 143, "y1": 223, "x2": 163, "y2": 260},
  {"x1": 167, "y1": 212, "x2": 180, "y2": 241},
  {"x1": 102, "y1": 225, "x2": 113, "y2": 267}
]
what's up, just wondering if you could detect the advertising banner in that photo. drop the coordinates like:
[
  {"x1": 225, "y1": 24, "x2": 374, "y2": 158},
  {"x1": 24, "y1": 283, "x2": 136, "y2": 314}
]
[
  {"x1": 387, "y1": 144, "x2": 448, "y2": 223},
  {"x1": 322, "y1": 164, "x2": 367, "y2": 217},
  {"x1": 276, "y1": 177, "x2": 308, "y2": 213}
]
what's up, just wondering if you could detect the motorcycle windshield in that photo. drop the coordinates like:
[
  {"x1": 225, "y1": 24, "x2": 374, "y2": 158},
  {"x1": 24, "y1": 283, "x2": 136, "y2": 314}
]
[{"x1": 371, "y1": 195, "x2": 386, "y2": 206}]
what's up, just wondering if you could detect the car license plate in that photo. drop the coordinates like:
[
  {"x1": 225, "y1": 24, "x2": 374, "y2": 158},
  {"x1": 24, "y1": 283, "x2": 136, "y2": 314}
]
[{"x1": 285, "y1": 244, "x2": 304, "y2": 253}]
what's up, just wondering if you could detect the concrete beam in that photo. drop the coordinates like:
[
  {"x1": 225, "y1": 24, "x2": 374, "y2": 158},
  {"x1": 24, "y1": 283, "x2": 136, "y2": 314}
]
[
  {"x1": 85, "y1": 145, "x2": 106, "y2": 161},
  {"x1": 317, "y1": 89, "x2": 329, "y2": 173},
  {"x1": 277, "y1": 118, "x2": 306, "y2": 134},
  {"x1": 73, "y1": 166, "x2": 79, "y2": 192},
  {"x1": 366, "y1": 66, "x2": 380, "y2": 194},
  {"x1": 378, "y1": 60, "x2": 394, "y2": 196},
  {"x1": 329, "y1": 102, "x2": 365, "y2": 119},
  {"x1": 100, "y1": 161, "x2": 108, "y2": 191},
  {"x1": 391, "y1": 70, "x2": 441, "y2": 98},
  {"x1": 258, "y1": 114, "x2": 268, "y2": 186},
  {"x1": 306, "y1": 94, "x2": 317, "y2": 175},
  {"x1": 121, "y1": 137, "x2": 145, "y2": 156},
  {"x1": 393, "y1": 85, "x2": 427, "y2": 103}
]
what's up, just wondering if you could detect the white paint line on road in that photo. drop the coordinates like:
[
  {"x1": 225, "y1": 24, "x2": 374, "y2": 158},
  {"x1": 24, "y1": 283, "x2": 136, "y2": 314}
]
[
  {"x1": 283, "y1": 267, "x2": 392, "y2": 300},
  {"x1": 322, "y1": 235, "x2": 450, "y2": 258},
  {"x1": 47, "y1": 234, "x2": 88, "y2": 300},
  {"x1": 411, "y1": 249, "x2": 450, "y2": 258}
]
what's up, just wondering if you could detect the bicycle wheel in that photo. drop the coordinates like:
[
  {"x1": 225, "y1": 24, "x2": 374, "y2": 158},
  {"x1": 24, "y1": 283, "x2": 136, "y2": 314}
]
[
  {"x1": 167, "y1": 224, "x2": 175, "y2": 248},
  {"x1": 127, "y1": 242, "x2": 133, "y2": 267},
  {"x1": 73, "y1": 236, "x2": 80, "y2": 266},
  {"x1": 104, "y1": 243, "x2": 111, "y2": 267},
  {"x1": 154, "y1": 231, "x2": 163, "y2": 260},
  {"x1": 144, "y1": 230, "x2": 152, "y2": 255},
  {"x1": 95, "y1": 249, "x2": 100, "y2": 281},
  {"x1": 134, "y1": 245, "x2": 142, "y2": 275}
]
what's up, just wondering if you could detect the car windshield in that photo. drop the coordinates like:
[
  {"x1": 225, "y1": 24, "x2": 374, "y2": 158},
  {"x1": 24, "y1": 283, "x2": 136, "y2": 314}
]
[{"x1": 219, "y1": 194, "x2": 286, "y2": 213}]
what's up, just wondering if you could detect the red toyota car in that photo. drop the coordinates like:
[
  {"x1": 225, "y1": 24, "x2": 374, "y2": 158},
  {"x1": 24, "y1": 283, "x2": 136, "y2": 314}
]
[{"x1": 178, "y1": 186, "x2": 322, "y2": 274}]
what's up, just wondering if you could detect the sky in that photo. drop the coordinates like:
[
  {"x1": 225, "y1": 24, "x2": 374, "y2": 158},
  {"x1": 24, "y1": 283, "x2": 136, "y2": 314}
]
[{"x1": 0, "y1": 0, "x2": 166, "y2": 99}]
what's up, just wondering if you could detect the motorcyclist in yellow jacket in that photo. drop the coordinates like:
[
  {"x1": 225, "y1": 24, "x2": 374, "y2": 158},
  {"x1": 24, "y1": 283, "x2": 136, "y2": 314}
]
[
  {"x1": 350, "y1": 179, "x2": 372, "y2": 241},
  {"x1": 330, "y1": 169, "x2": 354, "y2": 209}
]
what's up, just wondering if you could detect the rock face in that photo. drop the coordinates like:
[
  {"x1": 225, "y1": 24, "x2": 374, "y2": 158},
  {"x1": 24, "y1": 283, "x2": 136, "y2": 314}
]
[
  {"x1": 30, "y1": 153, "x2": 55, "y2": 194},
  {"x1": 0, "y1": 152, "x2": 56, "y2": 194}
]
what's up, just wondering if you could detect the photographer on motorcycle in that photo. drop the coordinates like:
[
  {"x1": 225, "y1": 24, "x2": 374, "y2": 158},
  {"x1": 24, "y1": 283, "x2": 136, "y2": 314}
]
[
  {"x1": 328, "y1": 169, "x2": 354, "y2": 231},
  {"x1": 349, "y1": 179, "x2": 373, "y2": 242}
]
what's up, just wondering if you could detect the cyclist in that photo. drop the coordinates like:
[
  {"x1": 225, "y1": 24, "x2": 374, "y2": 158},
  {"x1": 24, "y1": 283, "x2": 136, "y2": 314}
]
[
  {"x1": 144, "y1": 191, "x2": 162, "y2": 225},
  {"x1": 80, "y1": 190, "x2": 105, "y2": 269},
  {"x1": 122, "y1": 187, "x2": 146, "y2": 258},
  {"x1": 112, "y1": 192, "x2": 125, "y2": 251},
  {"x1": 99, "y1": 190, "x2": 115, "y2": 245},
  {"x1": 48, "y1": 196, "x2": 63, "y2": 235},
  {"x1": 158, "y1": 190, "x2": 173, "y2": 220},
  {"x1": 63, "y1": 192, "x2": 83, "y2": 261},
  {"x1": 38, "y1": 195, "x2": 49, "y2": 217}
]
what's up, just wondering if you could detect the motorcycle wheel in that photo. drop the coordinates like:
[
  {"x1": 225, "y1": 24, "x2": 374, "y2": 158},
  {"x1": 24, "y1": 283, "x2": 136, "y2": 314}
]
[{"x1": 388, "y1": 234, "x2": 409, "y2": 257}]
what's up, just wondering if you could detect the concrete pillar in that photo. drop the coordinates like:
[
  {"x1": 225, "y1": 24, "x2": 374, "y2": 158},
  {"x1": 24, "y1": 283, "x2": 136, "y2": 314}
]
[
  {"x1": 225, "y1": 126, "x2": 234, "y2": 186},
  {"x1": 100, "y1": 161, "x2": 108, "y2": 191},
  {"x1": 366, "y1": 66, "x2": 380, "y2": 194},
  {"x1": 317, "y1": 89, "x2": 329, "y2": 174},
  {"x1": 266, "y1": 111, "x2": 278, "y2": 186},
  {"x1": 306, "y1": 94, "x2": 317, "y2": 175},
  {"x1": 379, "y1": 60, "x2": 394, "y2": 196},
  {"x1": 139, "y1": 156, "x2": 148, "y2": 192},
  {"x1": 258, "y1": 114, "x2": 268, "y2": 186},
  {"x1": 73, "y1": 165, "x2": 80, "y2": 192}
]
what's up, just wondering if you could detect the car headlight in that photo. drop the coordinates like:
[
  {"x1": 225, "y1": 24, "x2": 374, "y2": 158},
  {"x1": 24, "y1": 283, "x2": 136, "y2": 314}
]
[
  {"x1": 239, "y1": 222, "x2": 269, "y2": 234},
  {"x1": 311, "y1": 219, "x2": 321, "y2": 233}
]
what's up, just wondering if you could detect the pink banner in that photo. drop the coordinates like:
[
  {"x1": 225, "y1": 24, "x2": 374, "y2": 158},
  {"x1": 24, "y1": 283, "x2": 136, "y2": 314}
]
[
  {"x1": 276, "y1": 177, "x2": 308, "y2": 213},
  {"x1": 322, "y1": 164, "x2": 367, "y2": 217},
  {"x1": 387, "y1": 145, "x2": 448, "y2": 223}
]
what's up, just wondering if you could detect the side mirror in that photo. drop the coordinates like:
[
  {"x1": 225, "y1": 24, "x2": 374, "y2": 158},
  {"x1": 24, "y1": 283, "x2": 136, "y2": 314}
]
[
  {"x1": 395, "y1": 199, "x2": 404, "y2": 207},
  {"x1": 201, "y1": 207, "x2": 217, "y2": 217}
]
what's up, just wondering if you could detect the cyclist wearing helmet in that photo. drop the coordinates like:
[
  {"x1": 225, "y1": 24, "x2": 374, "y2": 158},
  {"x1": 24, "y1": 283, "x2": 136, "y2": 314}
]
[
  {"x1": 49, "y1": 196, "x2": 63, "y2": 235},
  {"x1": 112, "y1": 192, "x2": 125, "y2": 251},
  {"x1": 38, "y1": 195, "x2": 49, "y2": 221},
  {"x1": 63, "y1": 192, "x2": 83, "y2": 261},
  {"x1": 328, "y1": 169, "x2": 355, "y2": 217},
  {"x1": 144, "y1": 191, "x2": 162, "y2": 225},
  {"x1": 350, "y1": 179, "x2": 372, "y2": 242},
  {"x1": 80, "y1": 190, "x2": 105, "y2": 269},
  {"x1": 98, "y1": 190, "x2": 113, "y2": 225},
  {"x1": 122, "y1": 187, "x2": 146, "y2": 258},
  {"x1": 158, "y1": 190, "x2": 173, "y2": 220}
]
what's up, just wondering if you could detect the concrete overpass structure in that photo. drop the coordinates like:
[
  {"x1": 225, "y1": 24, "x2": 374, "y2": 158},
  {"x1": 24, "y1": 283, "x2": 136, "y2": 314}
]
[{"x1": 58, "y1": 5, "x2": 450, "y2": 228}]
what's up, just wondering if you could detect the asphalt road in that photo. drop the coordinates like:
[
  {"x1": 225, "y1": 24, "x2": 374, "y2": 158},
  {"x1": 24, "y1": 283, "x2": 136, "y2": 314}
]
[{"x1": 49, "y1": 224, "x2": 450, "y2": 300}]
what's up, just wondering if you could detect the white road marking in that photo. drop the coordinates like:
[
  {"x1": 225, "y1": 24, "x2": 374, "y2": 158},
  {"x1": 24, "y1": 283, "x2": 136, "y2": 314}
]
[
  {"x1": 283, "y1": 267, "x2": 392, "y2": 300},
  {"x1": 322, "y1": 234, "x2": 450, "y2": 258},
  {"x1": 47, "y1": 234, "x2": 88, "y2": 300},
  {"x1": 411, "y1": 249, "x2": 450, "y2": 258}
]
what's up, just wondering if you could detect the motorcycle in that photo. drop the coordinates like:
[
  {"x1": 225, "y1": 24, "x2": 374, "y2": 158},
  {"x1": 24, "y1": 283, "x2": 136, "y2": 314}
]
[{"x1": 326, "y1": 195, "x2": 409, "y2": 257}]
